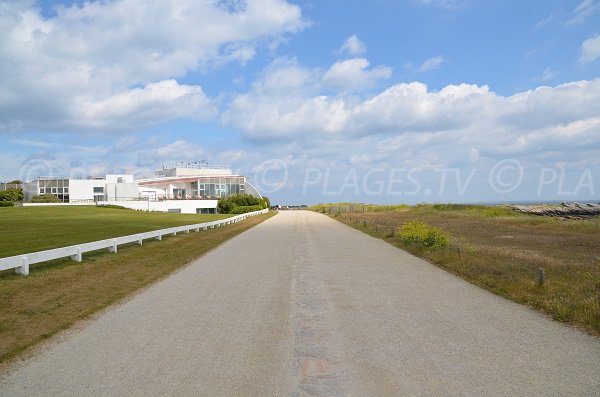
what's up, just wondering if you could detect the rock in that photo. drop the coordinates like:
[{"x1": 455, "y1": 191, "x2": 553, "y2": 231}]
[{"x1": 510, "y1": 202, "x2": 600, "y2": 219}]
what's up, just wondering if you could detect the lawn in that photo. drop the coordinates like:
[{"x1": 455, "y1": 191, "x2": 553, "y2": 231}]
[
  {"x1": 312, "y1": 203, "x2": 600, "y2": 336},
  {"x1": 0, "y1": 206, "x2": 231, "y2": 258},
  {"x1": 0, "y1": 211, "x2": 276, "y2": 365}
]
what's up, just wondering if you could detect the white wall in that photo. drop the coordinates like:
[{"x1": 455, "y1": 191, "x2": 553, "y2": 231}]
[
  {"x1": 139, "y1": 187, "x2": 167, "y2": 198},
  {"x1": 97, "y1": 199, "x2": 219, "y2": 214},
  {"x1": 105, "y1": 174, "x2": 134, "y2": 183},
  {"x1": 105, "y1": 183, "x2": 139, "y2": 200},
  {"x1": 68, "y1": 180, "x2": 106, "y2": 201}
]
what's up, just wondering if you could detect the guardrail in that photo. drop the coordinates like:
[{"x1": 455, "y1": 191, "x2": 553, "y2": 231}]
[{"x1": 0, "y1": 209, "x2": 268, "y2": 276}]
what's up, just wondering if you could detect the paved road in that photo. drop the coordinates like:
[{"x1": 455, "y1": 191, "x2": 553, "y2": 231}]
[{"x1": 1, "y1": 211, "x2": 599, "y2": 396}]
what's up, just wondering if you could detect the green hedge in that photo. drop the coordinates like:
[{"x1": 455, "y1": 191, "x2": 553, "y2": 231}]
[
  {"x1": 229, "y1": 205, "x2": 265, "y2": 214},
  {"x1": 218, "y1": 193, "x2": 267, "y2": 214},
  {"x1": 31, "y1": 194, "x2": 61, "y2": 203},
  {"x1": 0, "y1": 201, "x2": 14, "y2": 207}
]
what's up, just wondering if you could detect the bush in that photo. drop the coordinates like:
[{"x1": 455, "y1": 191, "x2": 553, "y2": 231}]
[
  {"x1": 262, "y1": 196, "x2": 271, "y2": 209},
  {"x1": 0, "y1": 188, "x2": 23, "y2": 202},
  {"x1": 230, "y1": 205, "x2": 265, "y2": 214},
  {"x1": 217, "y1": 193, "x2": 267, "y2": 214},
  {"x1": 31, "y1": 194, "x2": 61, "y2": 203},
  {"x1": 0, "y1": 201, "x2": 14, "y2": 207},
  {"x1": 398, "y1": 221, "x2": 450, "y2": 249}
]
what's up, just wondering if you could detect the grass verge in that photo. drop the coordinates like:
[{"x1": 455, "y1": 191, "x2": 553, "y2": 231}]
[
  {"x1": 313, "y1": 204, "x2": 600, "y2": 336},
  {"x1": 0, "y1": 206, "x2": 232, "y2": 257},
  {"x1": 0, "y1": 211, "x2": 276, "y2": 365}
]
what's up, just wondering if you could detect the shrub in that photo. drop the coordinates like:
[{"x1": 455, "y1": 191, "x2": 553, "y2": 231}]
[
  {"x1": 218, "y1": 193, "x2": 267, "y2": 214},
  {"x1": 31, "y1": 194, "x2": 61, "y2": 203},
  {"x1": 0, "y1": 201, "x2": 14, "y2": 207},
  {"x1": 0, "y1": 187, "x2": 23, "y2": 202},
  {"x1": 261, "y1": 196, "x2": 271, "y2": 209},
  {"x1": 398, "y1": 221, "x2": 450, "y2": 249},
  {"x1": 230, "y1": 205, "x2": 265, "y2": 214}
]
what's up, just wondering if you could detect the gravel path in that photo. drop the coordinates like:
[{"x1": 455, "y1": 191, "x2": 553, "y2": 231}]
[{"x1": 1, "y1": 210, "x2": 598, "y2": 396}]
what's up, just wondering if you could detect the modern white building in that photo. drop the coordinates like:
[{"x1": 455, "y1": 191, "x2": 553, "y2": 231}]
[
  {"x1": 22, "y1": 163, "x2": 263, "y2": 214},
  {"x1": 22, "y1": 175, "x2": 137, "y2": 203},
  {"x1": 130, "y1": 164, "x2": 262, "y2": 214}
]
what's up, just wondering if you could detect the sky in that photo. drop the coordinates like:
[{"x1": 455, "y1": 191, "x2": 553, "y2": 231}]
[{"x1": 1, "y1": 0, "x2": 599, "y2": 204}]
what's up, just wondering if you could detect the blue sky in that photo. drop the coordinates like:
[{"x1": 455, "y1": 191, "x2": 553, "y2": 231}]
[{"x1": 1, "y1": 0, "x2": 599, "y2": 204}]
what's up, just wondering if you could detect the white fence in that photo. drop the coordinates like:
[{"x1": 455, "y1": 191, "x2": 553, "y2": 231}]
[{"x1": 0, "y1": 209, "x2": 268, "y2": 276}]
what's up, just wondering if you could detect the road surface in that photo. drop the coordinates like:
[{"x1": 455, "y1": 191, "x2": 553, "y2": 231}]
[{"x1": 1, "y1": 211, "x2": 599, "y2": 396}]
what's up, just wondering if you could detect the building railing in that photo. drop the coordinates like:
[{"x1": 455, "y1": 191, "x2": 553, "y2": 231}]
[
  {"x1": 156, "y1": 163, "x2": 230, "y2": 171},
  {"x1": 107, "y1": 195, "x2": 232, "y2": 201},
  {"x1": 0, "y1": 209, "x2": 269, "y2": 276}
]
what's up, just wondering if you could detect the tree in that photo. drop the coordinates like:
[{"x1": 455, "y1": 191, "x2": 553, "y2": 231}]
[{"x1": 0, "y1": 188, "x2": 24, "y2": 202}]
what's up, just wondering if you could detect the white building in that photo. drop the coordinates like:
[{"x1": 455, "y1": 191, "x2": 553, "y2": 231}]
[
  {"x1": 129, "y1": 164, "x2": 262, "y2": 214},
  {"x1": 22, "y1": 175, "x2": 137, "y2": 203},
  {"x1": 22, "y1": 164, "x2": 263, "y2": 214}
]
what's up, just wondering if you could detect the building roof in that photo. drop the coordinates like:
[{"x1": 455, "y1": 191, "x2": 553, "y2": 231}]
[{"x1": 137, "y1": 175, "x2": 245, "y2": 186}]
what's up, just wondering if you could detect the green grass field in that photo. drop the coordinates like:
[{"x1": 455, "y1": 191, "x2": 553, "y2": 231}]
[{"x1": 0, "y1": 206, "x2": 231, "y2": 257}]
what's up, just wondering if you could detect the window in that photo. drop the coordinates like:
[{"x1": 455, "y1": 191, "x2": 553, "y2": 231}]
[
  {"x1": 39, "y1": 188, "x2": 44, "y2": 194},
  {"x1": 51, "y1": 187, "x2": 57, "y2": 194},
  {"x1": 117, "y1": 177, "x2": 124, "y2": 183},
  {"x1": 64, "y1": 187, "x2": 69, "y2": 193},
  {"x1": 168, "y1": 208, "x2": 181, "y2": 213},
  {"x1": 93, "y1": 187, "x2": 104, "y2": 193}
]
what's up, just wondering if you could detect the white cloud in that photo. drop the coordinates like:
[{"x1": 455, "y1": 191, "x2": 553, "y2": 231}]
[
  {"x1": 77, "y1": 80, "x2": 215, "y2": 130},
  {"x1": 136, "y1": 140, "x2": 205, "y2": 167},
  {"x1": 580, "y1": 35, "x2": 600, "y2": 64},
  {"x1": 416, "y1": 0, "x2": 461, "y2": 9},
  {"x1": 567, "y1": 0, "x2": 600, "y2": 25},
  {"x1": 541, "y1": 68, "x2": 556, "y2": 81},
  {"x1": 0, "y1": 0, "x2": 305, "y2": 132},
  {"x1": 534, "y1": 13, "x2": 559, "y2": 29},
  {"x1": 222, "y1": 56, "x2": 395, "y2": 138},
  {"x1": 322, "y1": 58, "x2": 392, "y2": 91},
  {"x1": 340, "y1": 34, "x2": 366, "y2": 55},
  {"x1": 223, "y1": 61, "x2": 600, "y2": 174},
  {"x1": 418, "y1": 55, "x2": 445, "y2": 72}
]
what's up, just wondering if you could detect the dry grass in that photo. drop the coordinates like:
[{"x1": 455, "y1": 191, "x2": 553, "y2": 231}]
[
  {"x1": 0, "y1": 211, "x2": 276, "y2": 365},
  {"x1": 315, "y1": 204, "x2": 600, "y2": 336}
]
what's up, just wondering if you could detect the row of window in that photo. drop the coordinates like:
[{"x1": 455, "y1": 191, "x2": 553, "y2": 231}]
[
  {"x1": 38, "y1": 179, "x2": 69, "y2": 188},
  {"x1": 39, "y1": 187, "x2": 69, "y2": 194},
  {"x1": 167, "y1": 208, "x2": 217, "y2": 214},
  {"x1": 190, "y1": 182, "x2": 244, "y2": 197}
]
